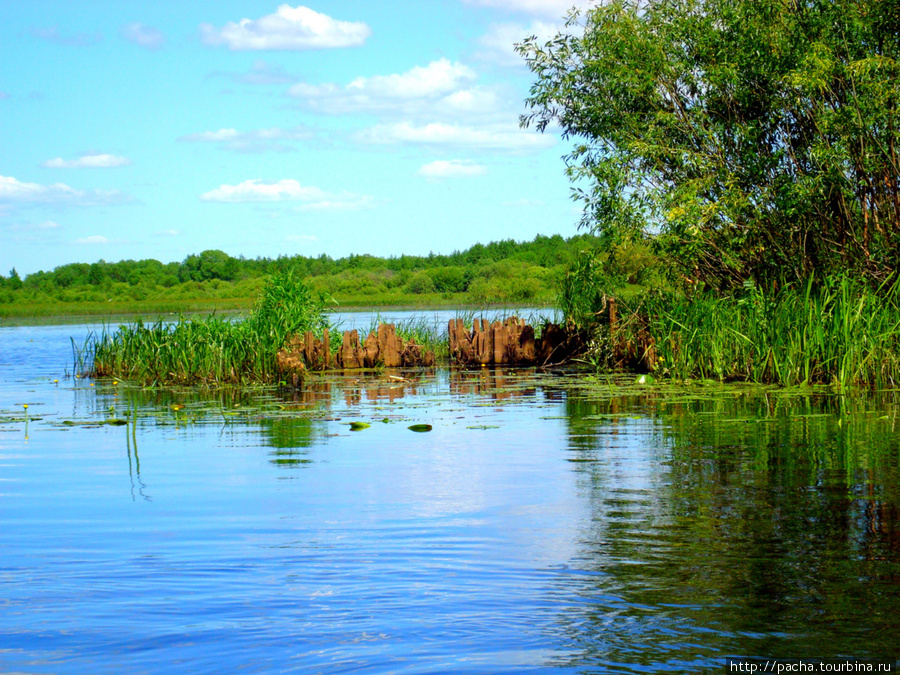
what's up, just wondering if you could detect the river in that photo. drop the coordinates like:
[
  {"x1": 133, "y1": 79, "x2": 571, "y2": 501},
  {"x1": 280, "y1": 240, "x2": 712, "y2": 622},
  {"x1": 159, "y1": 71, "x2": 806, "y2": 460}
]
[{"x1": 1, "y1": 314, "x2": 899, "y2": 673}]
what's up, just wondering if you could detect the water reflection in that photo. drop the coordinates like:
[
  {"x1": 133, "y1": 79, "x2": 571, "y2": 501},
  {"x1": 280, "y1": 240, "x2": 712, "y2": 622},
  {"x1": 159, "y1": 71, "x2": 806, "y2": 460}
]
[
  {"x1": 557, "y1": 387, "x2": 900, "y2": 666},
  {"x1": 125, "y1": 418, "x2": 150, "y2": 501}
]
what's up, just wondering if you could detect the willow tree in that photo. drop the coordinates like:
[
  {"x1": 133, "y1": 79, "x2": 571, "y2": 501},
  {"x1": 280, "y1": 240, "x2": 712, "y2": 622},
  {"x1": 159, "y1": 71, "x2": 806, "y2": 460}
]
[{"x1": 518, "y1": 0, "x2": 900, "y2": 290}]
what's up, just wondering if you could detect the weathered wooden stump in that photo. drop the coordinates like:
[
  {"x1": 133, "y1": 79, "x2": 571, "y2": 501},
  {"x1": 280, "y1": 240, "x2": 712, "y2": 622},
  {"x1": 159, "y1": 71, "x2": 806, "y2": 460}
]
[{"x1": 448, "y1": 316, "x2": 578, "y2": 366}]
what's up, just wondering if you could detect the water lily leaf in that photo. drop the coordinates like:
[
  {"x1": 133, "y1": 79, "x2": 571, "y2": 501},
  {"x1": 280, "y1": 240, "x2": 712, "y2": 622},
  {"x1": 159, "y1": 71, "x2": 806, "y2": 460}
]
[
  {"x1": 408, "y1": 424, "x2": 432, "y2": 432},
  {"x1": 349, "y1": 421, "x2": 370, "y2": 431}
]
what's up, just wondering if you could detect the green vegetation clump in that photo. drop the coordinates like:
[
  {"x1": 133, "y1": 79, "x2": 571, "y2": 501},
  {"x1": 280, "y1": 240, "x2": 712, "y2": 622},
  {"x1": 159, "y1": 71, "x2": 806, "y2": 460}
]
[
  {"x1": 90, "y1": 270, "x2": 327, "y2": 386},
  {"x1": 573, "y1": 276, "x2": 900, "y2": 388},
  {"x1": 521, "y1": 0, "x2": 900, "y2": 387}
]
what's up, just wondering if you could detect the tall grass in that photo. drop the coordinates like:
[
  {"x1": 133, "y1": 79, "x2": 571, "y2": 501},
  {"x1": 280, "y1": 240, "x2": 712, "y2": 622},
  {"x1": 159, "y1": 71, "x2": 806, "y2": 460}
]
[
  {"x1": 570, "y1": 275, "x2": 900, "y2": 389},
  {"x1": 90, "y1": 271, "x2": 327, "y2": 386}
]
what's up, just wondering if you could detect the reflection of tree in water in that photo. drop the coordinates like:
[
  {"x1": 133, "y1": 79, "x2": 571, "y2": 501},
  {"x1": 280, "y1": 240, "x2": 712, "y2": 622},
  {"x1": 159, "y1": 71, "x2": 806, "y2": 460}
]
[
  {"x1": 555, "y1": 388, "x2": 900, "y2": 667},
  {"x1": 260, "y1": 417, "x2": 317, "y2": 468}
]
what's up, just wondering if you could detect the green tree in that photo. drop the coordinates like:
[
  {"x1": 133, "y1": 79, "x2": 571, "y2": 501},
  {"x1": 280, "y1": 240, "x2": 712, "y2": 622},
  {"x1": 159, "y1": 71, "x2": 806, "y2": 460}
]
[
  {"x1": 180, "y1": 250, "x2": 239, "y2": 282},
  {"x1": 8, "y1": 268, "x2": 23, "y2": 291},
  {"x1": 519, "y1": 0, "x2": 900, "y2": 289}
]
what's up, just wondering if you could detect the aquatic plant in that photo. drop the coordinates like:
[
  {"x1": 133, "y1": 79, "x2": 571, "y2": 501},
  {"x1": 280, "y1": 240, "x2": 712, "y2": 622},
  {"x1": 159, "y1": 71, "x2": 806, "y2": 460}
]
[
  {"x1": 567, "y1": 274, "x2": 900, "y2": 389},
  {"x1": 90, "y1": 270, "x2": 327, "y2": 386}
]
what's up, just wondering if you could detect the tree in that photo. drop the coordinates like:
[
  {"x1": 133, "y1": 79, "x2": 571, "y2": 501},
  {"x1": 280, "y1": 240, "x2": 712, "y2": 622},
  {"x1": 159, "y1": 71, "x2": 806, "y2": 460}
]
[
  {"x1": 180, "y1": 250, "x2": 239, "y2": 282},
  {"x1": 7, "y1": 268, "x2": 23, "y2": 291},
  {"x1": 518, "y1": 0, "x2": 900, "y2": 290}
]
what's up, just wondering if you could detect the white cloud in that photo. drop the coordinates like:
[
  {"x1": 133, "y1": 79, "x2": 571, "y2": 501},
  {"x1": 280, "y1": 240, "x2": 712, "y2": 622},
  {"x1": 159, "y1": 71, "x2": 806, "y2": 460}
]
[
  {"x1": 0, "y1": 174, "x2": 130, "y2": 206},
  {"x1": 202, "y1": 179, "x2": 326, "y2": 202},
  {"x1": 288, "y1": 58, "x2": 512, "y2": 125},
  {"x1": 347, "y1": 59, "x2": 475, "y2": 99},
  {"x1": 178, "y1": 126, "x2": 312, "y2": 153},
  {"x1": 200, "y1": 5, "x2": 370, "y2": 51},
  {"x1": 475, "y1": 20, "x2": 561, "y2": 66},
  {"x1": 418, "y1": 160, "x2": 488, "y2": 178},
  {"x1": 121, "y1": 23, "x2": 166, "y2": 50},
  {"x1": 42, "y1": 153, "x2": 132, "y2": 169},
  {"x1": 288, "y1": 58, "x2": 490, "y2": 115},
  {"x1": 200, "y1": 179, "x2": 372, "y2": 211},
  {"x1": 357, "y1": 121, "x2": 555, "y2": 152},
  {"x1": 461, "y1": 0, "x2": 588, "y2": 18}
]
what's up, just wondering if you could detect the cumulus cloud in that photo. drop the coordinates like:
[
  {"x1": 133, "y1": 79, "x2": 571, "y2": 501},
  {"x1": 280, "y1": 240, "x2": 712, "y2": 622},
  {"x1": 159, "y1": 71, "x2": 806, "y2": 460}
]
[
  {"x1": 475, "y1": 20, "x2": 561, "y2": 66},
  {"x1": 30, "y1": 26, "x2": 102, "y2": 47},
  {"x1": 0, "y1": 174, "x2": 130, "y2": 206},
  {"x1": 295, "y1": 58, "x2": 475, "y2": 100},
  {"x1": 42, "y1": 153, "x2": 132, "y2": 169},
  {"x1": 357, "y1": 121, "x2": 555, "y2": 152},
  {"x1": 460, "y1": 0, "x2": 588, "y2": 17},
  {"x1": 418, "y1": 160, "x2": 488, "y2": 178},
  {"x1": 200, "y1": 5, "x2": 370, "y2": 51},
  {"x1": 200, "y1": 179, "x2": 372, "y2": 211},
  {"x1": 178, "y1": 126, "x2": 312, "y2": 153},
  {"x1": 121, "y1": 23, "x2": 166, "y2": 49},
  {"x1": 288, "y1": 58, "x2": 508, "y2": 121}
]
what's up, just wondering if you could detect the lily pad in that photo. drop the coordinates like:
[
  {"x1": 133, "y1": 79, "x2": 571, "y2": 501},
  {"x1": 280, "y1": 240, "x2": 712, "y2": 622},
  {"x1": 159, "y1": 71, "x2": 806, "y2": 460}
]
[
  {"x1": 408, "y1": 424, "x2": 432, "y2": 432},
  {"x1": 349, "y1": 421, "x2": 371, "y2": 431}
]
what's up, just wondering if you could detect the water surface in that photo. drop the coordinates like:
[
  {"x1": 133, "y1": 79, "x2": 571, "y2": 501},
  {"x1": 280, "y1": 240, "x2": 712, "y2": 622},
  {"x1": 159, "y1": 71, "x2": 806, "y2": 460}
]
[{"x1": 1, "y1": 322, "x2": 899, "y2": 672}]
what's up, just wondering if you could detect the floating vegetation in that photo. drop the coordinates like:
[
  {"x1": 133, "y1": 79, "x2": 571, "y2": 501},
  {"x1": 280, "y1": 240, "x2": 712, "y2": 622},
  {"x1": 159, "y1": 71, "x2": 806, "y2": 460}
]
[
  {"x1": 407, "y1": 424, "x2": 432, "y2": 432},
  {"x1": 349, "y1": 422, "x2": 371, "y2": 431}
]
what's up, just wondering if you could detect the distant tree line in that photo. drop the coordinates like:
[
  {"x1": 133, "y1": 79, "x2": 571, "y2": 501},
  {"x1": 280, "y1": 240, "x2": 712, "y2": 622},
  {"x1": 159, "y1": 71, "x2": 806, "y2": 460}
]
[{"x1": 0, "y1": 234, "x2": 620, "y2": 307}]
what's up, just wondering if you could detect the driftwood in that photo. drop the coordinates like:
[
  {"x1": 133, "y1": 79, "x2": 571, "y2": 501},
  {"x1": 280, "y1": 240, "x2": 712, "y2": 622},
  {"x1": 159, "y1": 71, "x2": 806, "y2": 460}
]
[{"x1": 448, "y1": 316, "x2": 582, "y2": 366}]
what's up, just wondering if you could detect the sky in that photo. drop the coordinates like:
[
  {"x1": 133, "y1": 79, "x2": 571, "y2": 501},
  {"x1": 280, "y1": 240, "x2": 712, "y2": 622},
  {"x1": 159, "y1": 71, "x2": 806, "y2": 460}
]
[{"x1": 0, "y1": 0, "x2": 588, "y2": 277}]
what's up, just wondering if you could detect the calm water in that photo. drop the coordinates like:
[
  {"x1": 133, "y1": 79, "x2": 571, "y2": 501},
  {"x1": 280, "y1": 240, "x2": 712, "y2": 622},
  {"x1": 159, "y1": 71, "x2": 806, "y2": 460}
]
[{"x1": 1, "y1": 319, "x2": 899, "y2": 673}]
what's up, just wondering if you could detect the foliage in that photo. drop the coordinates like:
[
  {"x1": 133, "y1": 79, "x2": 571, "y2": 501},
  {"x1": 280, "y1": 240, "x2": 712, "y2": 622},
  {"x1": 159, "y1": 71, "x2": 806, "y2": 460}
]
[
  {"x1": 518, "y1": 0, "x2": 900, "y2": 289},
  {"x1": 604, "y1": 275, "x2": 900, "y2": 388},
  {"x1": 1, "y1": 234, "x2": 598, "y2": 317},
  {"x1": 90, "y1": 270, "x2": 327, "y2": 386}
]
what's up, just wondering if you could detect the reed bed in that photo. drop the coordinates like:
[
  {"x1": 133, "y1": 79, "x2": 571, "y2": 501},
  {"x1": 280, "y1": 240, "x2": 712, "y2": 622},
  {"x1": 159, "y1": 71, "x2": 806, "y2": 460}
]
[
  {"x1": 90, "y1": 271, "x2": 327, "y2": 386},
  {"x1": 609, "y1": 276, "x2": 900, "y2": 388}
]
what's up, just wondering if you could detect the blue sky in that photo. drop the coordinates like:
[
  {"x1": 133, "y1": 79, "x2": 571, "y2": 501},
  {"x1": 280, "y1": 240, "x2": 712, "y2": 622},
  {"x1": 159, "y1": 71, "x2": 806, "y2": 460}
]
[{"x1": 1, "y1": 1, "x2": 586, "y2": 276}]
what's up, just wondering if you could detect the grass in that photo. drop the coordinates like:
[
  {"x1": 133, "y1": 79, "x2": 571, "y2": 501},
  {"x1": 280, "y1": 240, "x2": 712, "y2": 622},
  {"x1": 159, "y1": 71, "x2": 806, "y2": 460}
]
[
  {"x1": 574, "y1": 275, "x2": 900, "y2": 389},
  {"x1": 0, "y1": 290, "x2": 562, "y2": 325},
  {"x1": 89, "y1": 271, "x2": 328, "y2": 386}
]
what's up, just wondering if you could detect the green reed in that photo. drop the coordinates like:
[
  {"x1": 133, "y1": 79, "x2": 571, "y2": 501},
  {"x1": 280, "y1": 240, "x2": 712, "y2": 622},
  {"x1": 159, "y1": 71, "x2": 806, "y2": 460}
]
[
  {"x1": 90, "y1": 270, "x2": 328, "y2": 386},
  {"x1": 579, "y1": 275, "x2": 900, "y2": 389}
]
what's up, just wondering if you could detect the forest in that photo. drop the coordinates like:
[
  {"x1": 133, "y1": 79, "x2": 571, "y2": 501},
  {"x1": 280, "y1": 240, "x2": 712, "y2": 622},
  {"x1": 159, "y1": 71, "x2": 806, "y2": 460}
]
[{"x1": 0, "y1": 233, "x2": 648, "y2": 318}]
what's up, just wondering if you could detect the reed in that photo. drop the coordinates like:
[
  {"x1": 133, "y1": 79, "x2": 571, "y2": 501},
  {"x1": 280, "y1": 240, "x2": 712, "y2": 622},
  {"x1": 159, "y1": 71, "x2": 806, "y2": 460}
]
[
  {"x1": 574, "y1": 275, "x2": 900, "y2": 389},
  {"x1": 90, "y1": 271, "x2": 327, "y2": 386}
]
